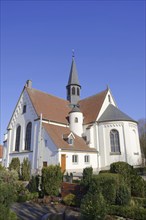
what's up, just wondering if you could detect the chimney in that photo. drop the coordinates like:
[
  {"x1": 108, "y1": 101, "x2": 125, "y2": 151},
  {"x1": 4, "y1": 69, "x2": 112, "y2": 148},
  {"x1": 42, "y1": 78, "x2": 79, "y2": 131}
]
[{"x1": 25, "y1": 80, "x2": 32, "y2": 88}]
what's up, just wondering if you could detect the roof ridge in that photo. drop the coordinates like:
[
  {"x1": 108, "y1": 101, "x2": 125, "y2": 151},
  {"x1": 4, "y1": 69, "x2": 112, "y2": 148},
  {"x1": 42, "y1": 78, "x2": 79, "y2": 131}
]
[{"x1": 79, "y1": 88, "x2": 108, "y2": 102}]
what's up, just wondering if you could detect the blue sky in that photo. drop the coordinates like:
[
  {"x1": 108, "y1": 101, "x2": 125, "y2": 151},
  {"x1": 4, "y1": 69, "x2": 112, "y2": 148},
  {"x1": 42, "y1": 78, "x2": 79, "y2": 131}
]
[{"x1": 0, "y1": 0, "x2": 145, "y2": 143}]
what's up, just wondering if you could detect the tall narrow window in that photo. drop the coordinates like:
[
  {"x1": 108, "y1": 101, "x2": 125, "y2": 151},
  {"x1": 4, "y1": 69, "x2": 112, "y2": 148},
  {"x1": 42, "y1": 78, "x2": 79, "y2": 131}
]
[
  {"x1": 25, "y1": 122, "x2": 32, "y2": 151},
  {"x1": 23, "y1": 105, "x2": 26, "y2": 114},
  {"x1": 15, "y1": 125, "x2": 21, "y2": 151},
  {"x1": 110, "y1": 129, "x2": 120, "y2": 153},
  {"x1": 68, "y1": 88, "x2": 70, "y2": 96},
  {"x1": 108, "y1": 95, "x2": 111, "y2": 103},
  {"x1": 72, "y1": 87, "x2": 75, "y2": 95},
  {"x1": 77, "y1": 87, "x2": 80, "y2": 96}
]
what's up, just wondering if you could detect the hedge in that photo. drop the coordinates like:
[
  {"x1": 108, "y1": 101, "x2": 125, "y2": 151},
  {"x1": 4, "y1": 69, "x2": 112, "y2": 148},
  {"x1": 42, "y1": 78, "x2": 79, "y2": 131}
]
[
  {"x1": 109, "y1": 205, "x2": 146, "y2": 220},
  {"x1": 89, "y1": 173, "x2": 129, "y2": 205}
]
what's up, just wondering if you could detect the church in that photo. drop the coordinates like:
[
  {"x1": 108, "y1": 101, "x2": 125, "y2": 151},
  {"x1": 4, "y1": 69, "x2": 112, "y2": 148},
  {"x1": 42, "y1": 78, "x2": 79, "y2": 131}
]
[{"x1": 2, "y1": 55, "x2": 142, "y2": 174}]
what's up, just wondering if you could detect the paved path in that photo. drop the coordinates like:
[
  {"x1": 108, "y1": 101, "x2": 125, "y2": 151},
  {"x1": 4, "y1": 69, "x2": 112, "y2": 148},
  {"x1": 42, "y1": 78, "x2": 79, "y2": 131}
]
[{"x1": 11, "y1": 202, "x2": 66, "y2": 220}]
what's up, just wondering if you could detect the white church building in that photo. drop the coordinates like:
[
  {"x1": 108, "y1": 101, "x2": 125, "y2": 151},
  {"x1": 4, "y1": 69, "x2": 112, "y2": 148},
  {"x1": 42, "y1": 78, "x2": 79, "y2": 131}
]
[{"x1": 2, "y1": 55, "x2": 142, "y2": 174}]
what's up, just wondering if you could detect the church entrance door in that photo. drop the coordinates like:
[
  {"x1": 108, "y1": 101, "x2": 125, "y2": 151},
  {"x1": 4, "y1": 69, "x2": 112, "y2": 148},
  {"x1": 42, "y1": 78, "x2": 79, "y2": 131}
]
[{"x1": 61, "y1": 154, "x2": 66, "y2": 172}]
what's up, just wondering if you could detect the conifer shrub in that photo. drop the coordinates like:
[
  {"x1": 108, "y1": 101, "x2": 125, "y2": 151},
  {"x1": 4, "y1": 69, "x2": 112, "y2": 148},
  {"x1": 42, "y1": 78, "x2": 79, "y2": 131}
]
[
  {"x1": 81, "y1": 166, "x2": 93, "y2": 190},
  {"x1": 63, "y1": 193, "x2": 76, "y2": 206},
  {"x1": 89, "y1": 173, "x2": 123, "y2": 204},
  {"x1": 109, "y1": 205, "x2": 146, "y2": 220},
  {"x1": 28, "y1": 175, "x2": 38, "y2": 193},
  {"x1": 110, "y1": 161, "x2": 134, "y2": 186},
  {"x1": 130, "y1": 174, "x2": 145, "y2": 197},
  {"x1": 116, "y1": 183, "x2": 131, "y2": 205},
  {"x1": 0, "y1": 168, "x2": 18, "y2": 220},
  {"x1": 80, "y1": 192, "x2": 107, "y2": 220},
  {"x1": 21, "y1": 158, "x2": 31, "y2": 181},
  {"x1": 42, "y1": 165, "x2": 62, "y2": 196},
  {"x1": 9, "y1": 157, "x2": 20, "y2": 177}
]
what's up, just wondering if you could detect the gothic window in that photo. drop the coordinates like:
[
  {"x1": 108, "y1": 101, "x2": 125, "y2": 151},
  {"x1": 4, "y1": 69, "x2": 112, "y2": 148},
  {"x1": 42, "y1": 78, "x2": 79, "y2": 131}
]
[
  {"x1": 110, "y1": 129, "x2": 120, "y2": 153},
  {"x1": 25, "y1": 122, "x2": 32, "y2": 151},
  {"x1": 77, "y1": 87, "x2": 80, "y2": 96},
  {"x1": 75, "y1": 117, "x2": 78, "y2": 123},
  {"x1": 72, "y1": 87, "x2": 75, "y2": 95},
  {"x1": 15, "y1": 125, "x2": 21, "y2": 151},
  {"x1": 23, "y1": 105, "x2": 26, "y2": 114}
]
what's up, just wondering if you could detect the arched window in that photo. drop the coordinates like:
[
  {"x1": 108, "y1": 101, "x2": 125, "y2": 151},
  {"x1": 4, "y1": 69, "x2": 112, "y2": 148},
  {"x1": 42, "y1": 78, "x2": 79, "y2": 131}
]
[
  {"x1": 77, "y1": 87, "x2": 80, "y2": 96},
  {"x1": 72, "y1": 87, "x2": 75, "y2": 95},
  {"x1": 25, "y1": 122, "x2": 32, "y2": 151},
  {"x1": 15, "y1": 125, "x2": 21, "y2": 151},
  {"x1": 75, "y1": 117, "x2": 78, "y2": 123},
  {"x1": 110, "y1": 129, "x2": 120, "y2": 153}
]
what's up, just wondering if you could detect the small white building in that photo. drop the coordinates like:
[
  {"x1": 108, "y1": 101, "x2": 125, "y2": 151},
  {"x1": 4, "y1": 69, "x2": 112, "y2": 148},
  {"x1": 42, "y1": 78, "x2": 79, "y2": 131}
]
[{"x1": 2, "y1": 55, "x2": 142, "y2": 174}]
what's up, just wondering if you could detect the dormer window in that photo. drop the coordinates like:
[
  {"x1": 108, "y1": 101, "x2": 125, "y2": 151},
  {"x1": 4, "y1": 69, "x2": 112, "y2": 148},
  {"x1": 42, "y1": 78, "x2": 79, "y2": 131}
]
[
  {"x1": 23, "y1": 105, "x2": 26, "y2": 114},
  {"x1": 68, "y1": 138, "x2": 73, "y2": 145},
  {"x1": 63, "y1": 132, "x2": 75, "y2": 146}
]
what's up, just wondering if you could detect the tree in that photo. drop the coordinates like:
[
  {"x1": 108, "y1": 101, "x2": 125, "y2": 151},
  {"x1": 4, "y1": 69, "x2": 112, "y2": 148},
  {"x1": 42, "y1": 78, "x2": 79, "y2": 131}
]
[
  {"x1": 42, "y1": 165, "x2": 62, "y2": 196},
  {"x1": 0, "y1": 168, "x2": 18, "y2": 219},
  {"x1": 80, "y1": 192, "x2": 107, "y2": 220},
  {"x1": 138, "y1": 119, "x2": 146, "y2": 159},
  {"x1": 81, "y1": 167, "x2": 93, "y2": 190},
  {"x1": 9, "y1": 157, "x2": 20, "y2": 177},
  {"x1": 21, "y1": 158, "x2": 31, "y2": 181}
]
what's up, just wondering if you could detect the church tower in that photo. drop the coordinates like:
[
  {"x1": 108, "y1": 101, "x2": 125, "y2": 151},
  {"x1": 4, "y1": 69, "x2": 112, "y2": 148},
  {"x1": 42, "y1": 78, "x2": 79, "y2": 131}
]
[{"x1": 66, "y1": 53, "x2": 81, "y2": 106}]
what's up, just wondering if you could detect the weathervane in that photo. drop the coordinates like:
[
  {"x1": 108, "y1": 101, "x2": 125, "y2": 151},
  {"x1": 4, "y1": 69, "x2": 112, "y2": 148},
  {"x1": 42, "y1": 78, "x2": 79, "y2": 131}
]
[{"x1": 72, "y1": 49, "x2": 75, "y2": 58}]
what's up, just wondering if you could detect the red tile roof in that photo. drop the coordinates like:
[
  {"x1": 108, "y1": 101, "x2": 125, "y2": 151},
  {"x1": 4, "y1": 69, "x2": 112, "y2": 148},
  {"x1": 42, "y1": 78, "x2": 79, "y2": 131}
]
[
  {"x1": 43, "y1": 123, "x2": 97, "y2": 152},
  {"x1": 79, "y1": 89, "x2": 108, "y2": 124},
  {"x1": 27, "y1": 88, "x2": 70, "y2": 124},
  {"x1": 27, "y1": 87, "x2": 107, "y2": 125}
]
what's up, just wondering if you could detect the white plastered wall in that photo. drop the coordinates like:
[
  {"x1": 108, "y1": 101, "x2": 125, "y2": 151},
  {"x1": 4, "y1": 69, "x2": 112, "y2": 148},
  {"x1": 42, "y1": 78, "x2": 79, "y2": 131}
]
[
  {"x1": 98, "y1": 121, "x2": 142, "y2": 170},
  {"x1": 4, "y1": 89, "x2": 38, "y2": 171},
  {"x1": 58, "y1": 151, "x2": 98, "y2": 174}
]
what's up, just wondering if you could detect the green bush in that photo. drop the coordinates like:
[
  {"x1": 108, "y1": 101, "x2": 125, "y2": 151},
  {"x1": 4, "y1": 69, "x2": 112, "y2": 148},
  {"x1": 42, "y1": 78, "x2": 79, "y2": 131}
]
[
  {"x1": 134, "y1": 167, "x2": 146, "y2": 175},
  {"x1": 0, "y1": 169, "x2": 18, "y2": 219},
  {"x1": 89, "y1": 173, "x2": 123, "y2": 204},
  {"x1": 9, "y1": 157, "x2": 20, "y2": 177},
  {"x1": 80, "y1": 192, "x2": 107, "y2": 220},
  {"x1": 110, "y1": 161, "x2": 134, "y2": 185},
  {"x1": 81, "y1": 167, "x2": 93, "y2": 190},
  {"x1": 42, "y1": 165, "x2": 62, "y2": 196},
  {"x1": 21, "y1": 158, "x2": 31, "y2": 181},
  {"x1": 28, "y1": 175, "x2": 38, "y2": 192},
  {"x1": 131, "y1": 174, "x2": 145, "y2": 197},
  {"x1": 116, "y1": 184, "x2": 131, "y2": 205},
  {"x1": 99, "y1": 170, "x2": 110, "y2": 174},
  {"x1": 109, "y1": 205, "x2": 146, "y2": 220},
  {"x1": 63, "y1": 193, "x2": 76, "y2": 206},
  {"x1": 131, "y1": 197, "x2": 146, "y2": 208}
]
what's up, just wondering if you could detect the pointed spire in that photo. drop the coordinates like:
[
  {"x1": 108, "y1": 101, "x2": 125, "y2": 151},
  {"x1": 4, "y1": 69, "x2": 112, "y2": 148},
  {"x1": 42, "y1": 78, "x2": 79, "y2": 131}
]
[
  {"x1": 66, "y1": 52, "x2": 81, "y2": 105},
  {"x1": 67, "y1": 51, "x2": 80, "y2": 86}
]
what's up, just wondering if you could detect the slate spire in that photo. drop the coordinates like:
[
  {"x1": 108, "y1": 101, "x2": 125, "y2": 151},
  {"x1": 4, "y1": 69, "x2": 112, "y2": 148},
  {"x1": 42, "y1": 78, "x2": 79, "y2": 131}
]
[{"x1": 66, "y1": 52, "x2": 81, "y2": 106}]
